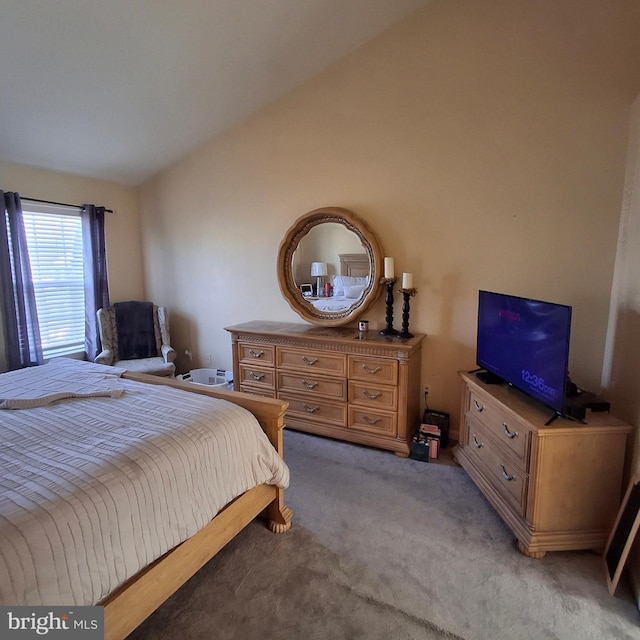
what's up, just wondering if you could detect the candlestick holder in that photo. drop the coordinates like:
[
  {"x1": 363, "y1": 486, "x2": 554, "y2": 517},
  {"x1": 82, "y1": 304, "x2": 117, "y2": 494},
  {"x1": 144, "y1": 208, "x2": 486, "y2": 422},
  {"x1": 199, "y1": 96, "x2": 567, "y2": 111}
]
[
  {"x1": 379, "y1": 277, "x2": 399, "y2": 336},
  {"x1": 398, "y1": 288, "x2": 417, "y2": 339}
]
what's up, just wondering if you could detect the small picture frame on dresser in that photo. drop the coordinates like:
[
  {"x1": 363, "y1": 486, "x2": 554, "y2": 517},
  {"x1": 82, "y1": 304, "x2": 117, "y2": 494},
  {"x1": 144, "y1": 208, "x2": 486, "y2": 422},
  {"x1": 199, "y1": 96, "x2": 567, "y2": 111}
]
[{"x1": 300, "y1": 283, "x2": 313, "y2": 297}]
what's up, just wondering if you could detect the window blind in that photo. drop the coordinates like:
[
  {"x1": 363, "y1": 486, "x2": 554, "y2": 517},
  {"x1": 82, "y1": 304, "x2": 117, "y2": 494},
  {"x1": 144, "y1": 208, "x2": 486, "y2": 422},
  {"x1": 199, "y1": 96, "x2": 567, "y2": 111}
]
[{"x1": 22, "y1": 205, "x2": 85, "y2": 359}]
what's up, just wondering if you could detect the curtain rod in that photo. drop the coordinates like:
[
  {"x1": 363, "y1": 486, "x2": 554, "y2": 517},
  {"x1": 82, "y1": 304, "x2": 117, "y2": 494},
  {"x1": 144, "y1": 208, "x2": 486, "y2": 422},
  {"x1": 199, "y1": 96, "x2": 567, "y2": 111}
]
[{"x1": 22, "y1": 196, "x2": 114, "y2": 214}]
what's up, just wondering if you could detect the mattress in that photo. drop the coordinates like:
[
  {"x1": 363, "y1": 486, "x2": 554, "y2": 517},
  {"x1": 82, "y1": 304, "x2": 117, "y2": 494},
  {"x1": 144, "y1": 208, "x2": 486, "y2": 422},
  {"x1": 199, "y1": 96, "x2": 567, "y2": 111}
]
[{"x1": 0, "y1": 358, "x2": 289, "y2": 606}]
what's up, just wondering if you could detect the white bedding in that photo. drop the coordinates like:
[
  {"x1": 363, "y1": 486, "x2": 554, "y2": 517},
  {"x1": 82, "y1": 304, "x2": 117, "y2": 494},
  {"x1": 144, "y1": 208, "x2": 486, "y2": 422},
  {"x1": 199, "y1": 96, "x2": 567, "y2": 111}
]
[
  {"x1": 310, "y1": 295, "x2": 357, "y2": 312},
  {"x1": 0, "y1": 360, "x2": 126, "y2": 408},
  {"x1": 0, "y1": 359, "x2": 289, "y2": 606}
]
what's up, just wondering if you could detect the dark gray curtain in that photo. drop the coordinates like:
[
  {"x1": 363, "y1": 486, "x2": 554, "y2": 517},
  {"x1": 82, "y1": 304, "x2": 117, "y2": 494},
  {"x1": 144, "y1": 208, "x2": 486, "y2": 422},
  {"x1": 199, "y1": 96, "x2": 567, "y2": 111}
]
[
  {"x1": 82, "y1": 204, "x2": 110, "y2": 361},
  {"x1": 0, "y1": 191, "x2": 43, "y2": 369}
]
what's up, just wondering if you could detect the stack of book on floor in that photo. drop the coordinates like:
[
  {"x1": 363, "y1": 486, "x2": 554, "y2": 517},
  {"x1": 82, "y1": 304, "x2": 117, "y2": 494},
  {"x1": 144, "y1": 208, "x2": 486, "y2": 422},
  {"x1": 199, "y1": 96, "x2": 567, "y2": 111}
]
[{"x1": 409, "y1": 410, "x2": 449, "y2": 462}]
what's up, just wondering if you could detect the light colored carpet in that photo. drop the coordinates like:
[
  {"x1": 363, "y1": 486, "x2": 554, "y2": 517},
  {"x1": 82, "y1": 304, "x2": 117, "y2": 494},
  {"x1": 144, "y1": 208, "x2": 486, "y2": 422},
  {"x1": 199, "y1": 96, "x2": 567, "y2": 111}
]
[{"x1": 128, "y1": 430, "x2": 639, "y2": 640}]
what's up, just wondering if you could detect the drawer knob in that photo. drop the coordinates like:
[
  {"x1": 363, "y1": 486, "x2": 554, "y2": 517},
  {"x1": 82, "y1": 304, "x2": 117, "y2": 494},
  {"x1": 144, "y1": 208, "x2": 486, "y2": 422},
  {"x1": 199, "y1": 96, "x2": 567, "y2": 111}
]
[
  {"x1": 303, "y1": 403, "x2": 319, "y2": 413},
  {"x1": 249, "y1": 371, "x2": 265, "y2": 381},
  {"x1": 473, "y1": 399, "x2": 484, "y2": 412},
  {"x1": 362, "y1": 415, "x2": 381, "y2": 425},
  {"x1": 302, "y1": 379, "x2": 318, "y2": 389},
  {"x1": 472, "y1": 434, "x2": 484, "y2": 448},
  {"x1": 363, "y1": 390, "x2": 382, "y2": 400},
  {"x1": 502, "y1": 422, "x2": 519, "y2": 439},
  {"x1": 248, "y1": 349, "x2": 265, "y2": 358},
  {"x1": 500, "y1": 464, "x2": 516, "y2": 482},
  {"x1": 302, "y1": 356, "x2": 319, "y2": 366},
  {"x1": 362, "y1": 364, "x2": 382, "y2": 375}
]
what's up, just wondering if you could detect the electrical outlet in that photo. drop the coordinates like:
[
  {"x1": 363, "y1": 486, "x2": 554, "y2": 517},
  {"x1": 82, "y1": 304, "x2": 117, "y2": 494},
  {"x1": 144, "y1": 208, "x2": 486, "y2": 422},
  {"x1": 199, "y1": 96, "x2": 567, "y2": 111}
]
[
  {"x1": 423, "y1": 385, "x2": 431, "y2": 397},
  {"x1": 207, "y1": 354, "x2": 212, "y2": 365}
]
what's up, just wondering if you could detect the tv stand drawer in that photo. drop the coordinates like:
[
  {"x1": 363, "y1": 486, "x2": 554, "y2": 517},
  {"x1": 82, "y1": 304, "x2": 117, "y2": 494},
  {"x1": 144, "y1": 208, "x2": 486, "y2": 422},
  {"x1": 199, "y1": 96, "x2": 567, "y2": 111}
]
[
  {"x1": 465, "y1": 415, "x2": 527, "y2": 516},
  {"x1": 466, "y1": 388, "x2": 530, "y2": 463}
]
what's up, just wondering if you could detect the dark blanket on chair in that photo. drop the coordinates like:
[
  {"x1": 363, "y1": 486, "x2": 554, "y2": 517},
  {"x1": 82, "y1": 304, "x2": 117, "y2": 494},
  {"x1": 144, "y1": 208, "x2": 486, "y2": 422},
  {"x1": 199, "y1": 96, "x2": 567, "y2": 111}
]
[{"x1": 114, "y1": 301, "x2": 158, "y2": 360}]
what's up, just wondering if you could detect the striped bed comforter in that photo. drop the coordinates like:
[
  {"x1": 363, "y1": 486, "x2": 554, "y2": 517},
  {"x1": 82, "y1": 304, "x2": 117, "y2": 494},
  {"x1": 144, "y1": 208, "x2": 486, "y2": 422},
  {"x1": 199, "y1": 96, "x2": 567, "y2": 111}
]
[{"x1": 0, "y1": 359, "x2": 289, "y2": 606}]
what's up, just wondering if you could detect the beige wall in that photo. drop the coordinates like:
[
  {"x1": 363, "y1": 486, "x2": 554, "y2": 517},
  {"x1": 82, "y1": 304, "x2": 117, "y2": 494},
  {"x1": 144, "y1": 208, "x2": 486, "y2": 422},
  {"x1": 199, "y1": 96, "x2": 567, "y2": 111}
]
[
  {"x1": 139, "y1": 0, "x2": 640, "y2": 439},
  {"x1": 603, "y1": 95, "x2": 640, "y2": 611},
  {"x1": 0, "y1": 162, "x2": 145, "y2": 369},
  {"x1": 604, "y1": 95, "x2": 640, "y2": 476}
]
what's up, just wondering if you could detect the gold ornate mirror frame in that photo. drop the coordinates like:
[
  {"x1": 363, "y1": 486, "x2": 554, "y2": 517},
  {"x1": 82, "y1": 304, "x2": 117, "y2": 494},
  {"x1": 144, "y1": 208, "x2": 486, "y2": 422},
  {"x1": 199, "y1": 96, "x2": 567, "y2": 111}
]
[{"x1": 277, "y1": 207, "x2": 383, "y2": 327}]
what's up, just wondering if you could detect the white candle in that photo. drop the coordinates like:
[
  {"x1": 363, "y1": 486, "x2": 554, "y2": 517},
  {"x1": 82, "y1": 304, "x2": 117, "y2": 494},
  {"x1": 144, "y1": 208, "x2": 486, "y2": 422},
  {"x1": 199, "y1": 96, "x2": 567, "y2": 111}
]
[
  {"x1": 402, "y1": 272, "x2": 413, "y2": 289},
  {"x1": 384, "y1": 257, "x2": 395, "y2": 279}
]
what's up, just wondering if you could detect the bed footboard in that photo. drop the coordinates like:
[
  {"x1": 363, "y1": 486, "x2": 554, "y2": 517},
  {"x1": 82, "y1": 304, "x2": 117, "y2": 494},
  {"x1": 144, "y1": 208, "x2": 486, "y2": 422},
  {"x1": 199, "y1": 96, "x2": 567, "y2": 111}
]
[
  {"x1": 122, "y1": 372, "x2": 288, "y2": 451},
  {"x1": 101, "y1": 373, "x2": 293, "y2": 639}
]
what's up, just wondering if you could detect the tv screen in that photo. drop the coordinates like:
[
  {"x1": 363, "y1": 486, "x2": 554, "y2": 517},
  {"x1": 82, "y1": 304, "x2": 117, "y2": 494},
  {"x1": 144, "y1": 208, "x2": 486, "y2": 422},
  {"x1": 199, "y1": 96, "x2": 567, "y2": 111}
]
[{"x1": 476, "y1": 290, "x2": 572, "y2": 414}]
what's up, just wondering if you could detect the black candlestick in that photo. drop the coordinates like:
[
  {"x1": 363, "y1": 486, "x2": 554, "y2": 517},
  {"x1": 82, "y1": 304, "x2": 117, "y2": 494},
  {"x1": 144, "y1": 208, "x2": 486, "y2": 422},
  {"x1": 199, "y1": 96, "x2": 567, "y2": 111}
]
[
  {"x1": 379, "y1": 278, "x2": 399, "y2": 336},
  {"x1": 398, "y1": 288, "x2": 417, "y2": 339}
]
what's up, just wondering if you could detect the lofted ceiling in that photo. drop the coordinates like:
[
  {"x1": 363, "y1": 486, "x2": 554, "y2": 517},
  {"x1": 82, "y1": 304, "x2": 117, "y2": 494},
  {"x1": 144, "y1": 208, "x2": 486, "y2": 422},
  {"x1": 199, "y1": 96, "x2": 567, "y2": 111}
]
[{"x1": 0, "y1": 0, "x2": 427, "y2": 186}]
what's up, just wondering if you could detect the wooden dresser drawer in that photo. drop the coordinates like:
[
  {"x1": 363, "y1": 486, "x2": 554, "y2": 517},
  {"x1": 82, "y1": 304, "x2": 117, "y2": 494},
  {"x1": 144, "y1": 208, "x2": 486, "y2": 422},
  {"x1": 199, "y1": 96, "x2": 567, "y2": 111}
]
[
  {"x1": 465, "y1": 415, "x2": 527, "y2": 516},
  {"x1": 238, "y1": 342, "x2": 275, "y2": 366},
  {"x1": 238, "y1": 364, "x2": 275, "y2": 390},
  {"x1": 348, "y1": 356, "x2": 397, "y2": 385},
  {"x1": 278, "y1": 371, "x2": 346, "y2": 401},
  {"x1": 277, "y1": 347, "x2": 346, "y2": 376},
  {"x1": 349, "y1": 380, "x2": 397, "y2": 410},
  {"x1": 348, "y1": 406, "x2": 396, "y2": 436},
  {"x1": 467, "y1": 389, "x2": 530, "y2": 463},
  {"x1": 239, "y1": 385, "x2": 276, "y2": 398},
  {"x1": 280, "y1": 393, "x2": 346, "y2": 427}
]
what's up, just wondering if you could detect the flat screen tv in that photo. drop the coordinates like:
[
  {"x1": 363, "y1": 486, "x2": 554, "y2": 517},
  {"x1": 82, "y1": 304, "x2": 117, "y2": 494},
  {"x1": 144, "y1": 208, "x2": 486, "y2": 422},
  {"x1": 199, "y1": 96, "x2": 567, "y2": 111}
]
[{"x1": 475, "y1": 290, "x2": 572, "y2": 419}]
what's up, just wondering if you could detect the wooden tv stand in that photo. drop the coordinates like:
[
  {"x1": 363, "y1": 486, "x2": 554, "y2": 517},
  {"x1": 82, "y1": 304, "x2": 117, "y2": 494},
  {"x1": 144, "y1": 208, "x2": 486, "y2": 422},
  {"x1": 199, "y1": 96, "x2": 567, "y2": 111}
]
[{"x1": 455, "y1": 371, "x2": 631, "y2": 558}]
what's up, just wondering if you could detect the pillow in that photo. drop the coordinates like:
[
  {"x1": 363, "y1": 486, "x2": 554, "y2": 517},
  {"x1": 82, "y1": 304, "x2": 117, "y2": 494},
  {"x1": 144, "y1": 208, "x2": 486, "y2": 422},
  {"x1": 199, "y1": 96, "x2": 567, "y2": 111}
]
[
  {"x1": 343, "y1": 283, "x2": 366, "y2": 299},
  {"x1": 333, "y1": 275, "x2": 368, "y2": 297}
]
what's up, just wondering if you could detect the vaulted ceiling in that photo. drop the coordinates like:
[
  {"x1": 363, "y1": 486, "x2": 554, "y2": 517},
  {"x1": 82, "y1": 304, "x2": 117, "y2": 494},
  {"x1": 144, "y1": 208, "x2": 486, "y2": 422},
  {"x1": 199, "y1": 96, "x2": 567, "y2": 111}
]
[{"x1": 0, "y1": 0, "x2": 427, "y2": 186}]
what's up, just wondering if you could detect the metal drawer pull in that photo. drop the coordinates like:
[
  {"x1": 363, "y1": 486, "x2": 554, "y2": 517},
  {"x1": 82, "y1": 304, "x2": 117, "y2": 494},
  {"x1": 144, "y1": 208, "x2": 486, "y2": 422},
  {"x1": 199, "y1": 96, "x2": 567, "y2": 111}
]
[
  {"x1": 362, "y1": 364, "x2": 382, "y2": 375},
  {"x1": 363, "y1": 390, "x2": 382, "y2": 400},
  {"x1": 302, "y1": 356, "x2": 319, "y2": 365},
  {"x1": 502, "y1": 422, "x2": 518, "y2": 439},
  {"x1": 473, "y1": 399, "x2": 484, "y2": 412},
  {"x1": 500, "y1": 464, "x2": 516, "y2": 482},
  {"x1": 249, "y1": 371, "x2": 265, "y2": 381},
  {"x1": 302, "y1": 379, "x2": 318, "y2": 389},
  {"x1": 248, "y1": 349, "x2": 264, "y2": 358},
  {"x1": 303, "y1": 403, "x2": 319, "y2": 413},
  {"x1": 362, "y1": 415, "x2": 381, "y2": 425},
  {"x1": 472, "y1": 434, "x2": 484, "y2": 448}
]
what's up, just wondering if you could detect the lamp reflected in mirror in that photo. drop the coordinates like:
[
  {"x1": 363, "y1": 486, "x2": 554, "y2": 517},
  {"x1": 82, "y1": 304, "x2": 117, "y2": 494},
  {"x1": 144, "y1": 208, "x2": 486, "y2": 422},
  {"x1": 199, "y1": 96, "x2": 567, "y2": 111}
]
[{"x1": 310, "y1": 261, "x2": 328, "y2": 296}]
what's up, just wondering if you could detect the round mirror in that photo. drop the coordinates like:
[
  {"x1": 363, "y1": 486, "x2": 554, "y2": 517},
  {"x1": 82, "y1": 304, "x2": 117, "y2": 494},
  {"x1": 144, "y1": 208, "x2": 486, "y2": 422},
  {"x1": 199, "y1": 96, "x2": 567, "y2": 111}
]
[{"x1": 277, "y1": 207, "x2": 383, "y2": 326}]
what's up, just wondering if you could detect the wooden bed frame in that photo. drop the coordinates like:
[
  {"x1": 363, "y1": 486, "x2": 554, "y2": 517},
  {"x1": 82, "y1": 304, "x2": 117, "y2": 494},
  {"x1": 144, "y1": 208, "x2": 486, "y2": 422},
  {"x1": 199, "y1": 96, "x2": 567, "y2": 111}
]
[
  {"x1": 100, "y1": 372, "x2": 292, "y2": 640},
  {"x1": 339, "y1": 252, "x2": 369, "y2": 277}
]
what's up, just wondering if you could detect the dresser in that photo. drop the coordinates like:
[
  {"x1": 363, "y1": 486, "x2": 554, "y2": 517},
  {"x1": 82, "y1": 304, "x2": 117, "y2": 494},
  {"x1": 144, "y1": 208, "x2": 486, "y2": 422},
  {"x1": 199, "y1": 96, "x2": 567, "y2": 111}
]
[
  {"x1": 456, "y1": 371, "x2": 631, "y2": 558},
  {"x1": 225, "y1": 321, "x2": 424, "y2": 456}
]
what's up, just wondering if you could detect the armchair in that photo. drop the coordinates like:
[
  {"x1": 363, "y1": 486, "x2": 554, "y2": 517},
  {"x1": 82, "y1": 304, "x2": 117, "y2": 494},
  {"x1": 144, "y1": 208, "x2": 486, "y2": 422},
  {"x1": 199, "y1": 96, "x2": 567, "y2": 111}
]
[{"x1": 95, "y1": 301, "x2": 176, "y2": 376}]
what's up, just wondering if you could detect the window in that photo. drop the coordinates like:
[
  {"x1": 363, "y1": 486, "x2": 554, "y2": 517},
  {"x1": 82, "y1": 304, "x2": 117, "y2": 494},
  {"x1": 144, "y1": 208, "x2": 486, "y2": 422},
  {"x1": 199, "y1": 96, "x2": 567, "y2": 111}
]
[{"x1": 21, "y1": 202, "x2": 85, "y2": 359}]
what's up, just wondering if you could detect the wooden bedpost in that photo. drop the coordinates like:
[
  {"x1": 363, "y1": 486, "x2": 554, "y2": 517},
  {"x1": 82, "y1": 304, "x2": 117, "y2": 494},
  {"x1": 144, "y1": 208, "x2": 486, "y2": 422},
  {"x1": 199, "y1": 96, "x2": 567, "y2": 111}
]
[{"x1": 246, "y1": 402, "x2": 293, "y2": 532}]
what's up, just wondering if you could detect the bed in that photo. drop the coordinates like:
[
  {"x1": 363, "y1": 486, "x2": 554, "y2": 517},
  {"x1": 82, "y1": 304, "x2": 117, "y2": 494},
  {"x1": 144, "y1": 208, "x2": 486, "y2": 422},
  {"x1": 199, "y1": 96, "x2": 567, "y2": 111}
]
[
  {"x1": 0, "y1": 358, "x2": 292, "y2": 640},
  {"x1": 308, "y1": 253, "x2": 370, "y2": 313}
]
